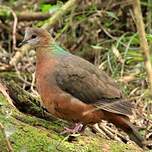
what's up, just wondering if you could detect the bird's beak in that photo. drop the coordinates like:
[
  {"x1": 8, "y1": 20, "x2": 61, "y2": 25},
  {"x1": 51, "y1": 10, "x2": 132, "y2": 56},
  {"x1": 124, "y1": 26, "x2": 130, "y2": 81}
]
[{"x1": 18, "y1": 39, "x2": 28, "y2": 47}]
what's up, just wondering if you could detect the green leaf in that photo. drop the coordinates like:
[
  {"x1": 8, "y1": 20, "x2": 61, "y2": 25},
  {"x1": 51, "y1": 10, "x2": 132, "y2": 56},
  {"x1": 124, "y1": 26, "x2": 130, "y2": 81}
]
[
  {"x1": 146, "y1": 34, "x2": 152, "y2": 41},
  {"x1": 40, "y1": 4, "x2": 59, "y2": 13},
  {"x1": 106, "y1": 11, "x2": 118, "y2": 20},
  {"x1": 41, "y1": 4, "x2": 52, "y2": 12},
  {"x1": 91, "y1": 45, "x2": 103, "y2": 49}
]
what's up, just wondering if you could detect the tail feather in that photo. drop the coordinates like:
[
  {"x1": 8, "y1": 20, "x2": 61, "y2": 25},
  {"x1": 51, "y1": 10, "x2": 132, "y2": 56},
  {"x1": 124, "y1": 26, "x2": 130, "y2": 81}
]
[
  {"x1": 128, "y1": 125, "x2": 144, "y2": 148},
  {"x1": 96, "y1": 99, "x2": 133, "y2": 116},
  {"x1": 104, "y1": 112, "x2": 145, "y2": 148}
]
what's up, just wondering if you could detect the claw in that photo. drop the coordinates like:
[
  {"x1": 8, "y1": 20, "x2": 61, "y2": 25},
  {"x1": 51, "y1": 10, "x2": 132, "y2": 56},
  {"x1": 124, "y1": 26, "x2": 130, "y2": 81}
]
[{"x1": 61, "y1": 123, "x2": 83, "y2": 134}]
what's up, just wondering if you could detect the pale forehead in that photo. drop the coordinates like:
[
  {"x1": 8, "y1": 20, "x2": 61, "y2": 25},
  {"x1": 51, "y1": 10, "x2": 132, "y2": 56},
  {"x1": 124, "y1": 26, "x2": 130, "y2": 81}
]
[
  {"x1": 25, "y1": 27, "x2": 37, "y2": 33},
  {"x1": 25, "y1": 27, "x2": 44, "y2": 35}
]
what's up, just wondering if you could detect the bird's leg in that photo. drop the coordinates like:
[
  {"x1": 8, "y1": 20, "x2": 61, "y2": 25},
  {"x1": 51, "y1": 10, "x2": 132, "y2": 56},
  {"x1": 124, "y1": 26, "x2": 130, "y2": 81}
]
[{"x1": 61, "y1": 123, "x2": 84, "y2": 134}]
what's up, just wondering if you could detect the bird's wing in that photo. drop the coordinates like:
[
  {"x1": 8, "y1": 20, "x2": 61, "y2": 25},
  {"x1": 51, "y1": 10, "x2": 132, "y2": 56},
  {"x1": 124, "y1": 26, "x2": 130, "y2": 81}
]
[{"x1": 54, "y1": 55, "x2": 133, "y2": 116}]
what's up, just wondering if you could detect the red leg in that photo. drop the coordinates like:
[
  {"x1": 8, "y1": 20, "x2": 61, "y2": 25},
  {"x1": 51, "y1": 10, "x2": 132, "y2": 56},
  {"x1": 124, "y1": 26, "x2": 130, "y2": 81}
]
[{"x1": 61, "y1": 123, "x2": 84, "y2": 134}]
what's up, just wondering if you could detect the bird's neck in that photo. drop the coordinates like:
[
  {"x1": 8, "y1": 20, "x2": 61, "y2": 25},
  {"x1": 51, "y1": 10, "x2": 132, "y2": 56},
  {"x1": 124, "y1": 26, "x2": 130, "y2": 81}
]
[
  {"x1": 50, "y1": 42, "x2": 69, "y2": 56},
  {"x1": 36, "y1": 42, "x2": 69, "y2": 58},
  {"x1": 36, "y1": 48, "x2": 51, "y2": 69},
  {"x1": 36, "y1": 42, "x2": 69, "y2": 65}
]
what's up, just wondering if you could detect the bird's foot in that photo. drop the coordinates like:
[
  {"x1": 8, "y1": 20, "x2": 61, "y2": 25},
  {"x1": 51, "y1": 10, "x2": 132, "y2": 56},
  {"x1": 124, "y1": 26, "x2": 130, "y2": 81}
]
[{"x1": 61, "y1": 123, "x2": 83, "y2": 135}]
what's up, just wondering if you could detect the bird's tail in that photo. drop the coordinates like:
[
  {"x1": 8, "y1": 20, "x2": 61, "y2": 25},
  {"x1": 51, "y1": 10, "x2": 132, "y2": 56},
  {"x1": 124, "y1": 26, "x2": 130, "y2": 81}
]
[
  {"x1": 127, "y1": 123, "x2": 144, "y2": 148},
  {"x1": 104, "y1": 112, "x2": 145, "y2": 148}
]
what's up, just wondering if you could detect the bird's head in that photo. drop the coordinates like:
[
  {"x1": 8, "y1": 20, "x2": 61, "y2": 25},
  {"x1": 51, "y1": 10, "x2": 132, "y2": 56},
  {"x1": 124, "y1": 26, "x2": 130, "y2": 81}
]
[{"x1": 19, "y1": 27, "x2": 53, "y2": 48}]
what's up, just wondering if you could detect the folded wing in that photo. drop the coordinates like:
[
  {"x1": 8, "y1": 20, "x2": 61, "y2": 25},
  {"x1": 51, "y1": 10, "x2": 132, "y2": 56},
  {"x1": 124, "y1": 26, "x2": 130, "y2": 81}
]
[{"x1": 54, "y1": 55, "x2": 133, "y2": 116}]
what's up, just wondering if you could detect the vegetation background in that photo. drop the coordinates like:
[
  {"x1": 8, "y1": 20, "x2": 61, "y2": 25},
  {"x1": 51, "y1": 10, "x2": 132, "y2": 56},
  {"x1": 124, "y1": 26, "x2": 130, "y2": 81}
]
[{"x1": 0, "y1": 0, "x2": 152, "y2": 151}]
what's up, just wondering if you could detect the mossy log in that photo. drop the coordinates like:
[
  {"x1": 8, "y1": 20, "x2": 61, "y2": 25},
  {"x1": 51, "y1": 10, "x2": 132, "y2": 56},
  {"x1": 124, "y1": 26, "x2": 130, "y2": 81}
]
[{"x1": 0, "y1": 76, "x2": 143, "y2": 152}]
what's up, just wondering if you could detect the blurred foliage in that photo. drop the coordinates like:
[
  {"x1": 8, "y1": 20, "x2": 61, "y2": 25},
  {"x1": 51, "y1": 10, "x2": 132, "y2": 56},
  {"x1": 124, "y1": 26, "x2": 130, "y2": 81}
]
[
  {"x1": 40, "y1": 3, "x2": 61, "y2": 13},
  {"x1": 0, "y1": 0, "x2": 152, "y2": 150}
]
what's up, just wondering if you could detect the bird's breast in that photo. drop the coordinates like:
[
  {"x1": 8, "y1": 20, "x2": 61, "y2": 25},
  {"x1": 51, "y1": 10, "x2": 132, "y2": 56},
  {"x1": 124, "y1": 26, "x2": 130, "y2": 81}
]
[
  {"x1": 35, "y1": 56, "x2": 60, "y2": 109},
  {"x1": 35, "y1": 54, "x2": 104, "y2": 124}
]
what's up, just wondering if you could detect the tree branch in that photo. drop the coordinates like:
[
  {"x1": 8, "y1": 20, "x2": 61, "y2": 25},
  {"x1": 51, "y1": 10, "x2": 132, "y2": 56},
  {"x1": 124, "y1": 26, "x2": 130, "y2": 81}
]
[
  {"x1": 42, "y1": 0, "x2": 78, "y2": 30},
  {"x1": 133, "y1": 0, "x2": 152, "y2": 92},
  {"x1": 0, "y1": 5, "x2": 54, "y2": 21}
]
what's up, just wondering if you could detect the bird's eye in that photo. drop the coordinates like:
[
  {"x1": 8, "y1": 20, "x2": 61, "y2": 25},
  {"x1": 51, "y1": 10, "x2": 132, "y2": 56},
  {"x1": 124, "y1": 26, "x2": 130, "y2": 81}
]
[{"x1": 31, "y1": 34, "x2": 37, "y2": 39}]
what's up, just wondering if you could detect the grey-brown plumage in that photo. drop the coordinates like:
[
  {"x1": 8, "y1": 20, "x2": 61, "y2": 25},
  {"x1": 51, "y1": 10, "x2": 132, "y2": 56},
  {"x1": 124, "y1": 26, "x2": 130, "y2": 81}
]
[
  {"x1": 20, "y1": 27, "x2": 145, "y2": 148},
  {"x1": 55, "y1": 54, "x2": 133, "y2": 116}
]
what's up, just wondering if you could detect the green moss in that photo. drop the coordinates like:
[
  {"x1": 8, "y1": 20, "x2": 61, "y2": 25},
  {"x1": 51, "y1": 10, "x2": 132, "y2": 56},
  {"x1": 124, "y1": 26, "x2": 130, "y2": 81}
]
[
  {"x1": 0, "y1": 72, "x2": 20, "y2": 82},
  {"x1": 0, "y1": 131, "x2": 8, "y2": 152},
  {"x1": 11, "y1": 126, "x2": 57, "y2": 152},
  {"x1": 0, "y1": 93, "x2": 8, "y2": 106},
  {"x1": 10, "y1": 126, "x2": 102, "y2": 152},
  {"x1": 0, "y1": 94, "x2": 143, "y2": 152},
  {"x1": 110, "y1": 141, "x2": 142, "y2": 152},
  {"x1": 0, "y1": 72, "x2": 32, "y2": 84}
]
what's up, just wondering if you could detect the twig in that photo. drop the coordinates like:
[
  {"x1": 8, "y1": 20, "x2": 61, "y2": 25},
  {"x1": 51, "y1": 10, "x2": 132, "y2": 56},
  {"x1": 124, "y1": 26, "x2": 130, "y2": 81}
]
[
  {"x1": 18, "y1": 12, "x2": 54, "y2": 21},
  {"x1": 98, "y1": 123, "x2": 122, "y2": 142},
  {"x1": 146, "y1": 0, "x2": 152, "y2": 33},
  {"x1": 14, "y1": 65, "x2": 32, "y2": 86},
  {"x1": 92, "y1": 123, "x2": 109, "y2": 139},
  {"x1": 0, "y1": 123, "x2": 14, "y2": 152},
  {"x1": 0, "y1": 22, "x2": 23, "y2": 40},
  {"x1": 0, "y1": 6, "x2": 18, "y2": 51},
  {"x1": 101, "y1": 26, "x2": 136, "y2": 49},
  {"x1": 9, "y1": 44, "x2": 31, "y2": 66},
  {"x1": 0, "y1": 63, "x2": 12, "y2": 71},
  {"x1": 0, "y1": 8, "x2": 54, "y2": 21},
  {"x1": 133, "y1": 0, "x2": 152, "y2": 92},
  {"x1": 10, "y1": 0, "x2": 79, "y2": 66},
  {"x1": 99, "y1": 122, "x2": 129, "y2": 143},
  {"x1": 0, "y1": 81, "x2": 15, "y2": 107},
  {"x1": 31, "y1": 72, "x2": 39, "y2": 96},
  {"x1": 42, "y1": 0, "x2": 80, "y2": 30},
  {"x1": 11, "y1": 9, "x2": 18, "y2": 51},
  {"x1": 111, "y1": 45, "x2": 124, "y2": 64}
]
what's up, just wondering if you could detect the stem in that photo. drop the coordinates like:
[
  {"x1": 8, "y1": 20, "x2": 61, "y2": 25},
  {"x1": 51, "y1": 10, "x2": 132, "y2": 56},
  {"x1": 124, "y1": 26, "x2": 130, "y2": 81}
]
[
  {"x1": 42, "y1": 0, "x2": 79, "y2": 30},
  {"x1": 133, "y1": 0, "x2": 152, "y2": 92}
]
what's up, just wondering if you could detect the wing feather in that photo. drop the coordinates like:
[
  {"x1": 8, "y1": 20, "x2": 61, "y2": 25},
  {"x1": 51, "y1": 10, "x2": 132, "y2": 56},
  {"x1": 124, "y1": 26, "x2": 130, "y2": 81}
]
[{"x1": 54, "y1": 54, "x2": 132, "y2": 116}]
